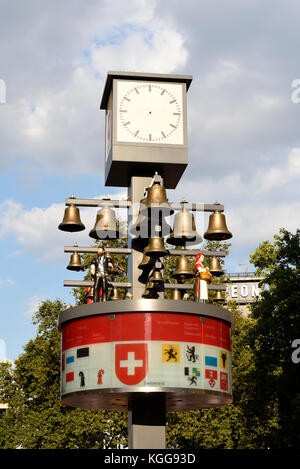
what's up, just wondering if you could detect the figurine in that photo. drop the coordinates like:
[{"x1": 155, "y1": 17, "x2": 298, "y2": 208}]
[
  {"x1": 90, "y1": 246, "x2": 114, "y2": 302},
  {"x1": 194, "y1": 252, "x2": 212, "y2": 303}
]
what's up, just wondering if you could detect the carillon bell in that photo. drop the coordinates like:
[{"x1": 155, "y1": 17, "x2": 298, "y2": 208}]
[
  {"x1": 147, "y1": 237, "x2": 168, "y2": 257},
  {"x1": 209, "y1": 256, "x2": 224, "y2": 277},
  {"x1": 58, "y1": 204, "x2": 85, "y2": 232},
  {"x1": 87, "y1": 286, "x2": 94, "y2": 299},
  {"x1": 167, "y1": 207, "x2": 202, "y2": 246},
  {"x1": 142, "y1": 281, "x2": 158, "y2": 298},
  {"x1": 110, "y1": 287, "x2": 122, "y2": 300},
  {"x1": 171, "y1": 288, "x2": 182, "y2": 300},
  {"x1": 67, "y1": 251, "x2": 83, "y2": 271},
  {"x1": 142, "y1": 182, "x2": 174, "y2": 215},
  {"x1": 172, "y1": 255, "x2": 194, "y2": 281},
  {"x1": 89, "y1": 206, "x2": 119, "y2": 240},
  {"x1": 204, "y1": 211, "x2": 232, "y2": 241},
  {"x1": 213, "y1": 290, "x2": 225, "y2": 303},
  {"x1": 150, "y1": 269, "x2": 163, "y2": 285},
  {"x1": 138, "y1": 246, "x2": 154, "y2": 270}
]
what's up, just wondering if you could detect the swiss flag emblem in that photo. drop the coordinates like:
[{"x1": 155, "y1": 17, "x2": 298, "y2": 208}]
[{"x1": 115, "y1": 343, "x2": 148, "y2": 385}]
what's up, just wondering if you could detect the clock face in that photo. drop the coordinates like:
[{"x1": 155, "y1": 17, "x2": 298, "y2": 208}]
[{"x1": 116, "y1": 81, "x2": 184, "y2": 145}]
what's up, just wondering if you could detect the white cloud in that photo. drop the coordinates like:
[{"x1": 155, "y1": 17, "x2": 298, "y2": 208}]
[
  {"x1": 206, "y1": 59, "x2": 241, "y2": 88},
  {"x1": 0, "y1": 1, "x2": 188, "y2": 175},
  {"x1": 24, "y1": 295, "x2": 42, "y2": 317},
  {"x1": 91, "y1": 27, "x2": 188, "y2": 75},
  {"x1": 0, "y1": 192, "x2": 128, "y2": 263},
  {"x1": 255, "y1": 147, "x2": 300, "y2": 193}
]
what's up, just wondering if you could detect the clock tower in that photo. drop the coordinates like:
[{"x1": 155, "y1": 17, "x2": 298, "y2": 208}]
[{"x1": 100, "y1": 71, "x2": 192, "y2": 189}]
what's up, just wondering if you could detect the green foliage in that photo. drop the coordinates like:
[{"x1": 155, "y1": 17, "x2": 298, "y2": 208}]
[
  {"x1": 245, "y1": 228, "x2": 300, "y2": 448},
  {"x1": 249, "y1": 228, "x2": 285, "y2": 275},
  {"x1": 166, "y1": 303, "x2": 254, "y2": 449},
  {"x1": 0, "y1": 300, "x2": 127, "y2": 449}
]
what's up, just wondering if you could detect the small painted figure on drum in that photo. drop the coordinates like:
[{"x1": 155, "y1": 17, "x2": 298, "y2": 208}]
[{"x1": 194, "y1": 252, "x2": 212, "y2": 303}]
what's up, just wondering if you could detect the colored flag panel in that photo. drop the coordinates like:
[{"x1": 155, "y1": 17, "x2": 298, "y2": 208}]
[
  {"x1": 66, "y1": 372, "x2": 74, "y2": 382},
  {"x1": 77, "y1": 347, "x2": 89, "y2": 358},
  {"x1": 205, "y1": 356, "x2": 218, "y2": 367},
  {"x1": 192, "y1": 368, "x2": 200, "y2": 377},
  {"x1": 220, "y1": 372, "x2": 228, "y2": 391},
  {"x1": 66, "y1": 355, "x2": 75, "y2": 364},
  {"x1": 115, "y1": 343, "x2": 148, "y2": 385},
  {"x1": 205, "y1": 369, "x2": 217, "y2": 380},
  {"x1": 219, "y1": 350, "x2": 228, "y2": 369},
  {"x1": 162, "y1": 344, "x2": 180, "y2": 363}
]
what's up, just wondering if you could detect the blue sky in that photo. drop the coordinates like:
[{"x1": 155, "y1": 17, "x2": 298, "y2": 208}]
[{"x1": 1, "y1": 0, "x2": 300, "y2": 360}]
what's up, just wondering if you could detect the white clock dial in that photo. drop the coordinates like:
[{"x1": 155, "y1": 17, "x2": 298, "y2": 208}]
[{"x1": 116, "y1": 81, "x2": 184, "y2": 144}]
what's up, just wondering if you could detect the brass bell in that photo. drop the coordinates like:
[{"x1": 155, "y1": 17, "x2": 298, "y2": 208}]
[
  {"x1": 87, "y1": 286, "x2": 94, "y2": 299},
  {"x1": 167, "y1": 208, "x2": 202, "y2": 246},
  {"x1": 209, "y1": 256, "x2": 224, "y2": 277},
  {"x1": 142, "y1": 281, "x2": 158, "y2": 298},
  {"x1": 67, "y1": 252, "x2": 83, "y2": 271},
  {"x1": 110, "y1": 287, "x2": 122, "y2": 300},
  {"x1": 145, "y1": 280, "x2": 156, "y2": 290},
  {"x1": 147, "y1": 237, "x2": 168, "y2": 257},
  {"x1": 204, "y1": 211, "x2": 232, "y2": 241},
  {"x1": 58, "y1": 204, "x2": 85, "y2": 232},
  {"x1": 142, "y1": 183, "x2": 173, "y2": 215},
  {"x1": 138, "y1": 246, "x2": 154, "y2": 270},
  {"x1": 89, "y1": 206, "x2": 119, "y2": 240},
  {"x1": 150, "y1": 269, "x2": 164, "y2": 285},
  {"x1": 213, "y1": 290, "x2": 225, "y2": 303},
  {"x1": 172, "y1": 255, "x2": 194, "y2": 281},
  {"x1": 171, "y1": 288, "x2": 182, "y2": 300}
]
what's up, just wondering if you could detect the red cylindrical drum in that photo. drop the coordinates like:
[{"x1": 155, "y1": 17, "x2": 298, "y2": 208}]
[{"x1": 59, "y1": 299, "x2": 233, "y2": 411}]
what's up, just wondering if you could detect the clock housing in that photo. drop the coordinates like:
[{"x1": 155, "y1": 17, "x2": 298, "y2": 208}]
[{"x1": 101, "y1": 72, "x2": 192, "y2": 188}]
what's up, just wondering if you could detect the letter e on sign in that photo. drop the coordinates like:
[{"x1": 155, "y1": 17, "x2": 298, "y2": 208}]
[{"x1": 231, "y1": 285, "x2": 238, "y2": 298}]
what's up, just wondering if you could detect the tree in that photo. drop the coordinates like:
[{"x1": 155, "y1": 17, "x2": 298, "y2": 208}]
[
  {"x1": 0, "y1": 300, "x2": 127, "y2": 449},
  {"x1": 244, "y1": 228, "x2": 300, "y2": 448},
  {"x1": 166, "y1": 302, "x2": 255, "y2": 448}
]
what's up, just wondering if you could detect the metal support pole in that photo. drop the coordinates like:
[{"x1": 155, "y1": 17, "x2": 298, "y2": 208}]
[
  {"x1": 127, "y1": 176, "x2": 152, "y2": 299},
  {"x1": 128, "y1": 393, "x2": 166, "y2": 449}
]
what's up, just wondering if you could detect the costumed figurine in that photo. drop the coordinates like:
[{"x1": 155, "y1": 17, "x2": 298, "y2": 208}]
[
  {"x1": 194, "y1": 252, "x2": 212, "y2": 303},
  {"x1": 90, "y1": 246, "x2": 126, "y2": 303},
  {"x1": 90, "y1": 246, "x2": 114, "y2": 303}
]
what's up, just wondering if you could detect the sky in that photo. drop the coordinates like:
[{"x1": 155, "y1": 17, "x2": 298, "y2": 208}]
[{"x1": 0, "y1": 0, "x2": 300, "y2": 361}]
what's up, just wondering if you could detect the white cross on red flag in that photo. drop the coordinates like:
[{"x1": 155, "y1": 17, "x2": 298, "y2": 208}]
[{"x1": 115, "y1": 343, "x2": 148, "y2": 385}]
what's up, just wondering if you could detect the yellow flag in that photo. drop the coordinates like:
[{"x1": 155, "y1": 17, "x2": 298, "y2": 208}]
[
  {"x1": 219, "y1": 350, "x2": 228, "y2": 369},
  {"x1": 162, "y1": 344, "x2": 180, "y2": 363}
]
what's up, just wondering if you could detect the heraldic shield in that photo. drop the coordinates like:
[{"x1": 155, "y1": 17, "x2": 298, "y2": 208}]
[{"x1": 115, "y1": 343, "x2": 148, "y2": 385}]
